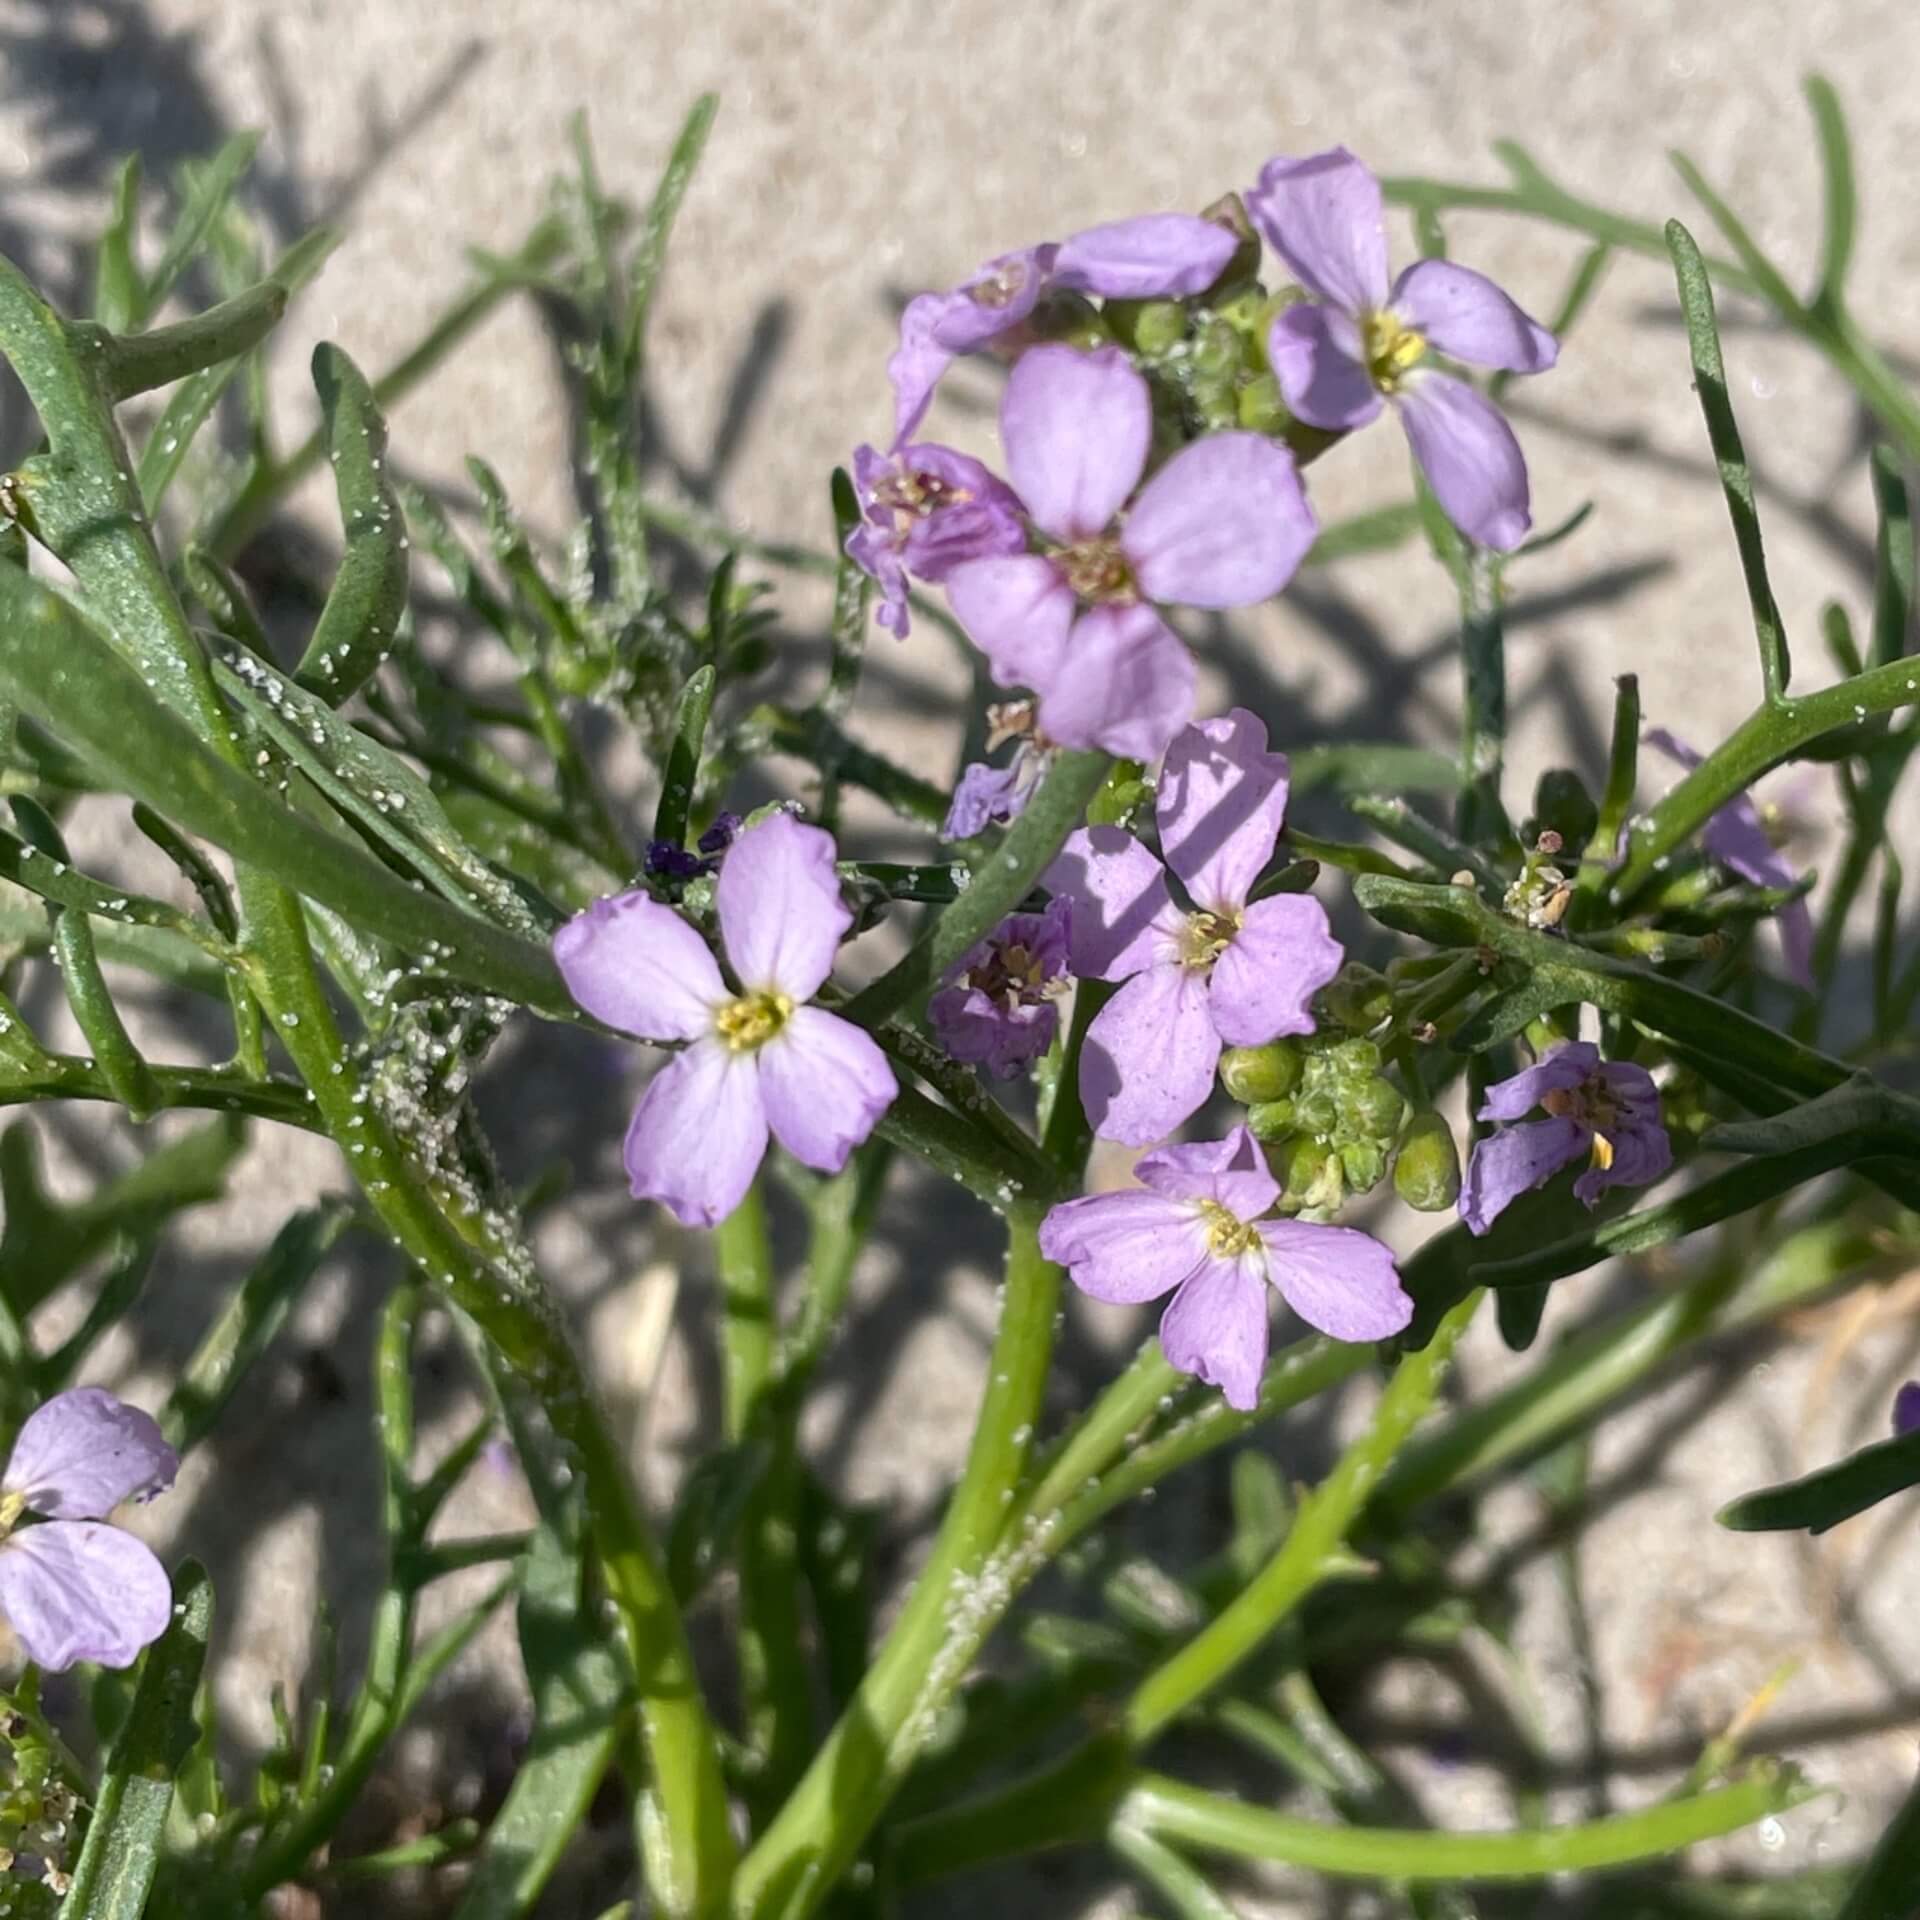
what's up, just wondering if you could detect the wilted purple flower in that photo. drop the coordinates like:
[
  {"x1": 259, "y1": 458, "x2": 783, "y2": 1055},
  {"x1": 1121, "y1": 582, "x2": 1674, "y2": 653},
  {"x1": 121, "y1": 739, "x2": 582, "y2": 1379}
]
[
  {"x1": 1460, "y1": 1041, "x2": 1672, "y2": 1236},
  {"x1": 1894, "y1": 1382, "x2": 1920, "y2": 1436},
  {"x1": 1042, "y1": 1126, "x2": 1412, "y2": 1408},
  {"x1": 1644, "y1": 728, "x2": 1814, "y2": 991},
  {"x1": 554, "y1": 813, "x2": 896, "y2": 1228},
  {"x1": 1047, "y1": 709, "x2": 1342, "y2": 1145},
  {"x1": 697, "y1": 812, "x2": 743, "y2": 858},
  {"x1": 889, "y1": 214, "x2": 1239, "y2": 444},
  {"x1": 1247, "y1": 148, "x2": 1556, "y2": 551},
  {"x1": 0, "y1": 1388, "x2": 177, "y2": 1671},
  {"x1": 645, "y1": 841, "x2": 707, "y2": 883},
  {"x1": 929, "y1": 897, "x2": 1072, "y2": 1079},
  {"x1": 944, "y1": 347, "x2": 1315, "y2": 761},
  {"x1": 944, "y1": 701, "x2": 1054, "y2": 841},
  {"x1": 846, "y1": 443, "x2": 1028, "y2": 637}
]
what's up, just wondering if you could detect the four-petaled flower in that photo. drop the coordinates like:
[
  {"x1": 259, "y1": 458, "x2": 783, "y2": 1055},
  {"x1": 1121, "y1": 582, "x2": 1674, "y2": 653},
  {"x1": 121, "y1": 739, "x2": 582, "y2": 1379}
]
[
  {"x1": 1459, "y1": 1041, "x2": 1672, "y2": 1236},
  {"x1": 1248, "y1": 147, "x2": 1557, "y2": 551},
  {"x1": 929, "y1": 897, "x2": 1072, "y2": 1079},
  {"x1": 1041, "y1": 1126, "x2": 1412, "y2": 1409},
  {"x1": 889, "y1": 214, "x2": 1240, "y2": 445},
  {"x1": 554, "y1": 812, "x2": 896, "y2": 1228},
  {"x1": 945, "y1": 347, "x2": 1316, "y2": 763},
  {"x1": 0, "y1": 1388, "x2": 177, "y2": 1671},
  {"x1": 1047, "y1": 709, "x2": 1342, "y2": 1145}
]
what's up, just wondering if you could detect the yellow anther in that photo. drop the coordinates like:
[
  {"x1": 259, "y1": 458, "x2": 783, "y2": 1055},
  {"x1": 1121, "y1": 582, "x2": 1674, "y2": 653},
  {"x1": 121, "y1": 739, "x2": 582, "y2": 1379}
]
[
  {"x1": 1362, "y1": 310, "x2": 1429, "y2": 392},
  {"x1": 0, "y1": 1491, "x2": 25, "y2": 1538},
  {"x1": 1179, "y1": 909, "x2": 1241, "y2": 971},
  {"x1": 714, "y1": 990, "x2": 794, "y2": 1053},
  {"x1": 1589, "y1": 1131, "x2": 1616, "y2": 1172},
  {"x1": 1198, "y1": 1200, "x2": 1262, "y2": 1260}
]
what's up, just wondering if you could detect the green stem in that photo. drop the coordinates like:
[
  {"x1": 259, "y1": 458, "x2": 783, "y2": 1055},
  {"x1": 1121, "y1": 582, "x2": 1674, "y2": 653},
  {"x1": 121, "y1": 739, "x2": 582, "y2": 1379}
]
[
  {"x1": 0, "y1": 1054, "x2": 320, "y2": 1129},
  {"x1": 1834, "y1": 1761, "x2": 1920, "y2": 1920}
]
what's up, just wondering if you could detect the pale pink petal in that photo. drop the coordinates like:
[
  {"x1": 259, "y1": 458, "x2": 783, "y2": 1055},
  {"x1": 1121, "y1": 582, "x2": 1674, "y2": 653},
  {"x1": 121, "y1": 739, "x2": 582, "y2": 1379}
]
[
  {"x1": 553, "y1": 891, "x2": 727, "y2": 1042},
  {"x1": 1256, "y1": 1220, "x2": 1413, "y2": 1340},
  {"x1": 1390, "y1": 260, "x2": 1558, "y2": 374},
  {"x1": 1135, "y1": 1125, "x2": 1279, "y2": 1221},
  {"x1": 1000, "y1": 344, "x2": 1150, "y2": 542},
  {"x1": 1045, "y1": 826, "x2": 1180, "y2": 981},
  {"x1": 1267, "y1": 304, "x2": 1383, "y2": 431},
  {"x1": 1036, "y1": 604, "x2": 1195, "y2": 761},
  {"x1": 4, "y1": 1389, "x2": 176, "y2": 1520},
  {"x1": 1124, "y1": 432, "x2": 1317, "y2": 608},
  {"x1": 716, "y1": 812, "x2": 852, "y2": 1001},
  {"x1": 1156, "y1": 709, "x2": 1292, "y2": 912},
  {"x1": 1208, "y1": 895, "x2": 1343, "y2": 1047},
  {"x1": 1040, "y1": 1189, "x2": 1209, "y2": 1303},
  {"x1": 1053, "y1": 214, "x2": 1238, "y2": 298},
  {"x1": 1245, "y1": 148, "x2": 1390, "y2": 314},
  {"x1": 757, "y1": 1005, "x2": 896, "y2": 1173},
  {"x1": 623, "y1": 1040, "x2": 768, "y2": 1228},
  {"x1": 1080, "y1": 962, "x2": 1220, "y2": 1147},
  {"x1": 1395, "y1": 370, "x2": 1532, "y2": 551},
  {"x1": 0, "y1": 1522, "x2": 173, "y2": 1670},
  {"x1": 945, "y1": 554, "x2": 1078, "y2": 695},
  {"x1": 1158, "y1": 1261, "x2": 1271, "y2": 1410}
]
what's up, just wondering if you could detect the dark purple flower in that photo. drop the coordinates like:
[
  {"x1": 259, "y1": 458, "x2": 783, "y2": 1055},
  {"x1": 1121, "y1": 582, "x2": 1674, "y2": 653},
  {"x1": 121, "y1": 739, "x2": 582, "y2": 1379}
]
[
  {"x1": 554, "y1": 814, "x2": 896, "y2": 1227},
  {"x1": 1894, "y1": 1382, "x2": 1920, "y2": 1437},
  {"x1": 929, "y1": 897, "x2": 1072, "y2": 1079},
  {"x1": 1644, "y1": 728, "x2": 1814, "y2": 991},
  {"x1": 944, "y1": 347, "x2": 1315, "y2": 761},
  {"x1": 1047, "y1": 709, "x2": 1342, "y2": 1146},
  {"x1": 0, "y1": 1388, "x2": 177, "y2": 1671},
  {"x1": 1459, "y1": 1042, "x2": 1672, "y2": 1236},
  {"x1": 846, "y1": 443, "x2": 1028, "y2": 638},
  {"x1": 889, "y1": 215, "x2": 1239, "y2": 444},
  {"x1": 645, "y1": 840, "x2": 708, "y2": 883},
  {"x1": 697, "y1": 812, "x2": 744, "y2": 858},
  {"x1": 1246, "y1": 148, "x2": 1556, "y2": 551},
  {"x1": 1042, "y1": 1126, "x2": 1412, "y2": 1409}
]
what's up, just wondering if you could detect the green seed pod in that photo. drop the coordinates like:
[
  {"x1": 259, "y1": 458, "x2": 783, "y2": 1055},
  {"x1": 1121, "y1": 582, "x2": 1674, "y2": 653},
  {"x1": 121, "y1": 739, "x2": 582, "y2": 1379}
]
[
  {"x1": 1393, "y1": 1110, "x2": 1462, "y2": 1211},
  {"x1": 1220, "y1": 1039, "x2": 1305, "y2": 1105},
  {"x1": 1323, "y1": 962, "x2": 1394, "y2": 1033},
  {"x1": 1269, "y1": 1134, "x2": 1346, "y2": 1213},
  {"x1": 1349, "y1": 1074, "x2": 1408, "y2": 1140},
  {"x1": 1530, "y1": 767, "x2": 1599, "y2": 850}
]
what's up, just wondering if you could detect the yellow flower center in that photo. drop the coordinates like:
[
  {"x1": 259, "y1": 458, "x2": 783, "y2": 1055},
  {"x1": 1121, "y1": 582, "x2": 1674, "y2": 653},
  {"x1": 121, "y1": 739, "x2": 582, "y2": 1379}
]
[
  {"x1": 1198, "y1": 1200, "x2": 1262, "y2": 1260},
  {"x1": 0, "y1": 1491, "x2": 24, "y2": 1538},
  {"x1": 874, "y1": 467, "x2": 972, "y2": 531},
  {"x1": 1363, "y1": 310, "x2": 1429, "y2": 393},
  {"x1": 1058, "y1": 535, "x2": 1135, "y2": 603},
  {"x1": 714, "y1": 990, "x2": 794, "y2": 1053},
  {"x1": 1178, "y1": 908, "x2": 1241, "y2": 971},
  {"x1": 1541, "y1": 1082, "x2": 1621, "y2": 1171}
]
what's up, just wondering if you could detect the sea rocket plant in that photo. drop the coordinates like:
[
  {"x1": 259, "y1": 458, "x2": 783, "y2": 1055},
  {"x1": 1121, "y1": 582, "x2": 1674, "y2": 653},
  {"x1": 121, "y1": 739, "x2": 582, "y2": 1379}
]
[
  {"x1": 1041, "y1": 1127, "x2": 1412, "y2": 1408},
  {"x1": 0, "y1": 1388, "x2": 177, "y2": 1671},
  {"x1": 1048, "y1": 709, "x2": 1343, "y2": 1145},
  {"x1": 553, "y1": 812, "x2": 896, "y2": 1227}
]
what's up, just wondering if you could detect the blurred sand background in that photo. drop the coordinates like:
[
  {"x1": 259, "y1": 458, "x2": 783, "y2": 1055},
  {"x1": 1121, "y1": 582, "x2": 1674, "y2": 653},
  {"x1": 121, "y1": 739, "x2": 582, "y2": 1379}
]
[{"x1": 2, "y1": 1, "x2": 1919, "y2": 1912}]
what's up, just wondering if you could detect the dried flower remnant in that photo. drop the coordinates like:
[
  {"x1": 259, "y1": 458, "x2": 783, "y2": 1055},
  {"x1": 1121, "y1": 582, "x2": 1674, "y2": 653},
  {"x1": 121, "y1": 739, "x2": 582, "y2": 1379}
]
[
  {"x1": 1894, "y1": 1382, "x2": 1920, "y2": 1437},
  {"x1": 554, "y1": 813, "x2": 896, "y2": 1227},
  {"x1": 944, "y1": 701, "x2": 1056, "y2": 841},
  {"x1": 929, "y1": 897, "x2": 1072, "y2": 1079},
  {"x1": 1041, "y1": 1127, "x2": 1411, "y2": 1409},
  {"x1": 0, "y1": 1388, "x2": 177, "y2": 1671}
]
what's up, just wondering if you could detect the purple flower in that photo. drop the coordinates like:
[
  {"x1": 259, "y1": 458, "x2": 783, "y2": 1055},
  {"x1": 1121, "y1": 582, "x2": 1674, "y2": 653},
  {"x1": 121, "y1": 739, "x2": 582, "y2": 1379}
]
[
  {"x1": 1894, "y1": 1382, "x2": 1920, "y2": 1436},
  {"x1": 846, "y1": 443, "x2": 1027, "y2": 638},
  {"x1": 889, "y1": 214, "x2": 1239, "y2": 444},
  {"x1": 1047, "y1": 709, "x2": 1343, "y2": 1146},
  {"x1": 1041, "y1": 1126, "x2": 1412, "y2": 1409},
  {"x1": 1459, "y1": 1041, "x2": 1672, "y2": 1236},
  {"x1": 944, "y1": 701, "x2": 1054, "y2": 841},
  {"x1": 0, "y1": 1388, "x2": 177, "y2": 1671},
  {"x1": 1644, "y1": 728, "x2": 1814, "y2": 991},
  {"x1": 944, "y1": 347, "x2": 1315, "y2": 761},
  {"x1": 1247, "y1": 148, "x2": 1556, "y2": 551},
  {"x1": 553, "y1": 812, "x2": 897, "y2": 1228},
  {"x1": 929, "y1": 897, "x2": 1072, "y2": 1079}
]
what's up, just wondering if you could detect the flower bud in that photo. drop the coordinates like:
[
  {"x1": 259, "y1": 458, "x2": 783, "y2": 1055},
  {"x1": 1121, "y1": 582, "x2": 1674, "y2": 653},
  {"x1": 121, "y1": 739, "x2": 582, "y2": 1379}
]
[
  {"x1": 1349, "y1": 1074, "x2": 1407, "y2": 1139},
  {"x1": 1529, "y1": 768, "x2": 1599, "y2": 850},
  {"x1": 1393, "y1": 1111, "x2": 1462, "y2": 1210},
  {"x1": 1107, "y1": 298, "x2": 1188, "y2": 358},
  {"x1": 1220, "y1": 1040, "x2": 1305, "y2": 1105},
  {"x1": 1268, "y1": 1134, "x2": 1345, "y2": 1213},
  {"x1": 1323, "y1": 962, "x2": 1394, "y2": 1033},
  {"x1": 1338, "y1": 1139, "x2": 1388, "y2": 1194},
  {"x1": 1192, "y1": 318, "x2": 1245, "y2": 382},
  {"x1": 1236, "y1": 372, "x2": 1287, "y2": 434}
]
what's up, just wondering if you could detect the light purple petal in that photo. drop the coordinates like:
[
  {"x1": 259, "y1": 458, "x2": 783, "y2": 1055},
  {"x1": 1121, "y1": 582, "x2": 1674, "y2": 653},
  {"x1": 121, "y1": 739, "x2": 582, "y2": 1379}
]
[
  {"x1": 758, "y1": 1005, "x2": 895, "y2": 1173},
  {"x1": 1046, "y1": 827, "x2": 1179, "y2": 980},
  {"x1": 945, "y1": 554, "x2": 1078, "y2": 694},
  {"x1": 4, "y1": 1389, "x2": 177, "y2": 1520},
  {"x1": 1053, "y1": 213, "x2": 1237, "y2": 298},
  {"x1": 846, "y1": 516, "x2": 910, "y2": 636},
  {"x1": 1040, "y1": 1189, "x2": 1209, "y2": 1303},
  {"x1": 929, "y1": 983, "x2": 1059, "y2": 1078},
  {"x1": 623, "y1": 1040, "x2": 768, "y2": 1228},
  {"x1": 1257, "y1": 1220, "x2": 1413, "y2": 1341},
  {"x1": 888, "y1": 249, "x2": 1058, "y2": 445},
  {"x1": 1124, "y1": 432, "x2": 1317, "y2": 609},
  {"x1": 1267, "y1": 304, "x2": 1383, "y2": 431},
  {"x1": 1477, "y1": 1043, "x2": 1600, "y2": 1123},
  {"x1": 553, "y1": 891, "x2": 726, "y2": 1043},
  {"x1": 1246, "y1": 148, "x2": 1389, "y2": 314},
  {"x1": 1209, "y1": 895, "x2": 1343, "y2": 1048},
  {"x1": 893, "y1": 444, "x2": 1030, "y2": 580},
  {"x1": 1396, "y1": 370, "x2": 1532, "y2": 552},
  {"x1": 717, "y1": 813, "x2": 852, "y2": 1001},
  {"x1": 1390, "y1": 260, "x2": 1558, "y2": 374},
  {"x1": 1156, "y1": 709, "x2": 1292, "y2": 912},
  {"x1": 1773, "y1": 898, "x2": 1816, "y2": 993},
  {"x1": 1135, "y1": 1124, "x2": 1279, "y2": 1221},
  {"x1": 1572, "y1": 1113, "x2": 1673, "y2": 1207},
  {"x1": 1158, "y1": 1261, "x2": 1271, "y2": 1411},
  {"x1": 1458, "y1": 1115, "x2": 1587, "y2": 1237},
  {"x1": 1081, "y1": 963, "x2": 1221, "y2": 1147},
  {"x1": 944, "y1": 760, "x2": 1027, "y2": 841},
  {"x1": 888, "y1": 295, "x2": 956, "y2": 447},
  {"x1": 1036, "y1": 604, "x2": 1195, "y2": 761},
  {"x1": 1893, "y1": 1382, "x2": 1920, "y2": 1437},
  {"x1": 1000, "y1": 344, "x2": 1150, "y2": 543},
  {"x1": 0, "y1": 1522, "x2": 172, "y2": 1670}
]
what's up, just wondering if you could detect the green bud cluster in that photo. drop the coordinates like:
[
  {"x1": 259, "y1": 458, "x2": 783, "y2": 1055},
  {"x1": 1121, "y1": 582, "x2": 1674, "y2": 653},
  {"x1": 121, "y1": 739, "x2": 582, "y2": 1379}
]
[
  {"x1": 0, "y1": 1701, "x2": 81, "y2": 1902},
  {"x1": 1241, "y1": 1034, "x2": 1407, "y2": 1209}
]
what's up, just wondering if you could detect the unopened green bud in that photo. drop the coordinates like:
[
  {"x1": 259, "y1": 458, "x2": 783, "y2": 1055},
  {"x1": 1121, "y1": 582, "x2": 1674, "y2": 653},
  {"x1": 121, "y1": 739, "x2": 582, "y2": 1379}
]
[
  {"x1": 1271, "y1": 1135, "x2": 1345, "y2": 1213},
  {"x1": 1197, "y1": 192, "x2": 1262, "y2": 292},
  {"x1": 1030, "y1": 291, "x2": 1106, "y2": 346},
  {"x1": 1292, "y1": 1089, "x2": 1338, "y2": 1138},
  {"x1": 1236, "y1": 371, "x2": 1287, "y2": 433},
  {"x1": 1212, "y1": 282, "x2": 1271, "y2": 336},
  {"x1": 1220, "y1": 1040, "x2": 1304, "y2": 1105},
  {"x1": 1349, "y1": 1074, "x2": 1407, "y2": 1140},
  {"x1": 1246, "y1": 1097, "x2": 1295, "y2": 1140},
  {"x1": 1323, "y1": 962, "x2": 1394, "y2": 1033},
  {"x1": 1107, "y1": 298, "x2": 1188, "y2": 357},
  {"x1": 1192, "y1": 318, "x2": 1245, "y2": 380},
  {"x1": 1530, "y1": 767, "x2": 1599, "y2": 850},
  {"x1": 1087, "y1": 759, "x2": 1151, "y2": 828},
  {"x1": 1338, "y1": 1139, "x2": 1388, "y2": 1194},
  {"x1": 1393, "y1": 1110, "x2": 1462, "y2": 1210}
]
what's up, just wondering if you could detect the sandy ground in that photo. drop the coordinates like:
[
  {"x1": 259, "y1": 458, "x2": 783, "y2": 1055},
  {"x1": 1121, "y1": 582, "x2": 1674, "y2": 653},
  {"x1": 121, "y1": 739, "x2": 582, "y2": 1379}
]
[{"x1": 2, "y1": 2, "x2": 1919, "y2": 1913}]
